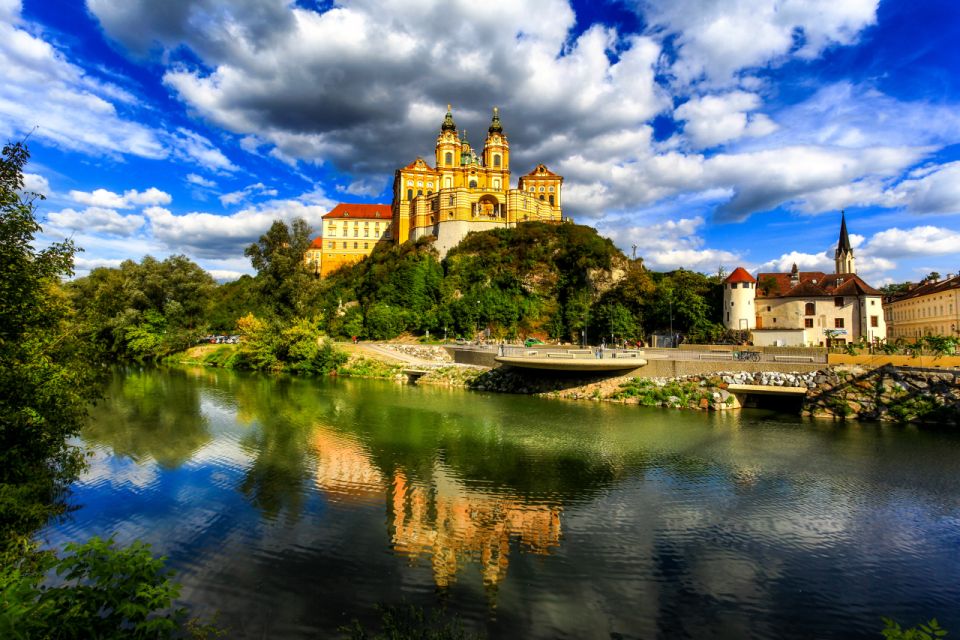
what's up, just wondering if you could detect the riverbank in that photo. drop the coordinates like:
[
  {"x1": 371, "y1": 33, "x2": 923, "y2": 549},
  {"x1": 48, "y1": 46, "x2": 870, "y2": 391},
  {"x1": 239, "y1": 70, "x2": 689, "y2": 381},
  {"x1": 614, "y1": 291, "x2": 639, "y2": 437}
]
[{"x1": 168, "y1": 344, "x2": 960, "y2": 424}]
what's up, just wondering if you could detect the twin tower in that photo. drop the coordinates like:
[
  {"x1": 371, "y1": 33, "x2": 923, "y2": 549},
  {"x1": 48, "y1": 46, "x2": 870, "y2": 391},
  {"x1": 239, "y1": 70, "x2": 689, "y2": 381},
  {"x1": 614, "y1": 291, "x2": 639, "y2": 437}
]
[{"x1": 392, "y1": 106, "x2": 565, "y2": 257}]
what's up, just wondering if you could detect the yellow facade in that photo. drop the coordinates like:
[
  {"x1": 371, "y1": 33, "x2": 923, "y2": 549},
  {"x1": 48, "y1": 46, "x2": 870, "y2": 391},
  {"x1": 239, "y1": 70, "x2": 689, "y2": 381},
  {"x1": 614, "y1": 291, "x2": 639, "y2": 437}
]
[
  {"x1": 393, "y1": 106, "x2": 563, "y2": 257},
  {"x1": 316, "y1": 203, "x2": 393, "y2": 277},
  {"x1": 884, "y1": 274, "x2": 960, "y2": 340}
]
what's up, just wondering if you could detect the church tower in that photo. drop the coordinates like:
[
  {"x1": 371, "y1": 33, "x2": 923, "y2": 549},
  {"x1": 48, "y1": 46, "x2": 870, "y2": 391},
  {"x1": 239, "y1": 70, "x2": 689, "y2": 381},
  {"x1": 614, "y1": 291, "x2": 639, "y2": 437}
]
[
  {"x1": 482, "y1": 107, "x2": 510, "y2": 193},
  {"x1": 835, "y1": 211, "x2": 856, "y2": 274},
  {"x1": 435, "y1": 105, "x2": 461, "y2": 174}
]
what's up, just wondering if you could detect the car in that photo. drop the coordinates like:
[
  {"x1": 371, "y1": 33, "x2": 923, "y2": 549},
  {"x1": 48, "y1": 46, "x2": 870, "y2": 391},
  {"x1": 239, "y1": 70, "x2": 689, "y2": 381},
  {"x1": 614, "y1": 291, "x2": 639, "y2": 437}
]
[{"x1": 524, "y1": 337, "x2": 545, "y2": 347}]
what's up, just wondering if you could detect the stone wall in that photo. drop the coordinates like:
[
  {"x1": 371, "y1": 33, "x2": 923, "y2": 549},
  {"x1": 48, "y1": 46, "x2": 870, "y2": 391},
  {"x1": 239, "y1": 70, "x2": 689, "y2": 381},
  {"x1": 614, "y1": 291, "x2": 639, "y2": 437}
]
[{"x1": 803, "y1": 366, "x2": 960, "y2": 424}]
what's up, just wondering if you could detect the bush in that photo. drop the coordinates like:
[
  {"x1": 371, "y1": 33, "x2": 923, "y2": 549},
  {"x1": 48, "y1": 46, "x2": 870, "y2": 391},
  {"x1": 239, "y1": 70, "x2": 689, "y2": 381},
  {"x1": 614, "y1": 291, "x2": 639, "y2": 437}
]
[{"x1": 0, "y1": 537, "x2": 219, "y2": 639}]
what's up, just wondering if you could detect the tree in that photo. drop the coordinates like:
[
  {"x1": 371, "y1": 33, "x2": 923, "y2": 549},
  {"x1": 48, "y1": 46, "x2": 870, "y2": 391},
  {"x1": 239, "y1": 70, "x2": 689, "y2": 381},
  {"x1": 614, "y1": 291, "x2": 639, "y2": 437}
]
[
  {"x1": 244, "y1": 218, "x2": 316, "y2": 317},
  {"x1": 0, "y1": 142, "x2": 102, "y2": 548}
]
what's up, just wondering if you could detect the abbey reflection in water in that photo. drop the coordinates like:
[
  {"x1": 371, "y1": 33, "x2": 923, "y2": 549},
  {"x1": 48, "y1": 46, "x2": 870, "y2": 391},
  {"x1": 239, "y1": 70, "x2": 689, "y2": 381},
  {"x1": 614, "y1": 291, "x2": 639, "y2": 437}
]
[{"x1": 77, "y1": 368, "x2": 960, "y2": 639}]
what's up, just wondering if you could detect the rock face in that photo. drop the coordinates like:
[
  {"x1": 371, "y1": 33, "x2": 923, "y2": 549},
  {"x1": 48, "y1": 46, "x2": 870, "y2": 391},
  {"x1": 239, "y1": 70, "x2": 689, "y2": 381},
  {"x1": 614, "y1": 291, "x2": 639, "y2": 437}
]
[{"x1": 802, "y1": 365, "x2": 960, "y2": 424}]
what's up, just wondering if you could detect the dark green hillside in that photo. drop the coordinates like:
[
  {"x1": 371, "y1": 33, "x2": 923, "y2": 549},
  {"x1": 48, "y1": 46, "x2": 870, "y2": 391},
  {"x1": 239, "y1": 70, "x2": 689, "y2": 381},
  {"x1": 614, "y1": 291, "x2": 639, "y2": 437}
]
[{"x1": 315, "y1": 221, "x2": 725, "y2": 343}]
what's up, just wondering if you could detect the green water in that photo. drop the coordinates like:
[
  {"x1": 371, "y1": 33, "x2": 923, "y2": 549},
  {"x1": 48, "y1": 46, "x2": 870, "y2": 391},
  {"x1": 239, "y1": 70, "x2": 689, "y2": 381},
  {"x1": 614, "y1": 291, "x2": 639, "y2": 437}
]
[{"x1": 44, "y1": 367, "x2": 960, "y2": 639}]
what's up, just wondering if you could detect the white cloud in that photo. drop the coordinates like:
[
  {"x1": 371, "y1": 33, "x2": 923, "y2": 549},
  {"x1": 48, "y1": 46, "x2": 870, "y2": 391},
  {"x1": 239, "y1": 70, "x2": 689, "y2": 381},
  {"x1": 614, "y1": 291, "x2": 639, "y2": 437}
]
[
  {"x1": 47, "y1": 206, "x2": 145, "y2": 235},
  {"x1": 597, "y1": 215, "x2": 741, "y2": 272},
  {"x1": 22, "y1": 172, "x2": 50, "y2": 195},
  {"x1": 865, "y1": 226, "x2": 960, "y2": 259},
  {"x1": 675, "y1": 91, "x2": 777, "y2": 148},
  {"x1": 887, "y1": 162, "x2": 960, "y2": 215},
  {"x1": 218, "y1": 182, "x2": 278, "y2": 207},
  {"x1": 0, "y1": 5, "x2": 166, "y2": 158},
  {"x1": 186, "y1": 173, "x2": 217, "y2": 188},
  {"x1": 167, "y1": 128, "x2": 237, "y2": 173},
  {"x1": 638, "y1": 0, "x2": 878, "y2": 85},
  {"x1": 144, "y1": 189, "x2": 336, "y2": 258},
  {"x1": 69, "y1": 187, "x2": 172, "y2": 209}
]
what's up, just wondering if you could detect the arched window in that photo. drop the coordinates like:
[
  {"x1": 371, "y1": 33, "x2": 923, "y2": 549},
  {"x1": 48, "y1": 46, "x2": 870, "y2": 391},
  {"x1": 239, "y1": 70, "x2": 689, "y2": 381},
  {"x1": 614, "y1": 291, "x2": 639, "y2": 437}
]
[
  {"x1": 805, "y1": 302, "x2": 815, "y2": 316},
  {"x1": 445, "y1": 152, "x2": 452, "y2": 165},
  {"x1": 549, "y1": 195, "x2": 554, "y2": 206},
  {"x1": 407, "y1": 189, "x2": 413, "y2": 200},
  {"x1": 469, "y1": 180, "x2": 477, "y2": 188},
  {"x1": 494, "y1": 154, "x2": 501, "y2": 167},
  {"x1": 448, "y1": 195, "x2": 454, "y2": 206},
  {"x1": 539, "y1": 195, "x2": 544, "y2": 201}
]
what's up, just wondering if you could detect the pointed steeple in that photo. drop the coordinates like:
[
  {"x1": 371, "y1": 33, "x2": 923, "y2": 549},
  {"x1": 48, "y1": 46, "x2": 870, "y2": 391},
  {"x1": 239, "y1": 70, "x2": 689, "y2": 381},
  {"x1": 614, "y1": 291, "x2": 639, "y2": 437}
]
[
  {"x1": 834, "y1": 210, "x2": 856, "y2": 274},
  {"x1": 488, "y1": 106, "x2": 502, "y2": 134},
  {"x1": 441, "y1": 104, "x2": 456, "y2": 132},
  {"x1": 837, "y1": 210, "x2": 852, "y2": 254}
]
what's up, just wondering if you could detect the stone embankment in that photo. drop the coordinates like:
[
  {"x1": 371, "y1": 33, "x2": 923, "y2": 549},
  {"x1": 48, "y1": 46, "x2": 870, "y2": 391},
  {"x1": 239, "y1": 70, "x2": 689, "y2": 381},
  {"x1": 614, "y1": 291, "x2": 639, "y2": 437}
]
[{"x1": 803, "y1": 365, "x2": 960, "y2": 424}]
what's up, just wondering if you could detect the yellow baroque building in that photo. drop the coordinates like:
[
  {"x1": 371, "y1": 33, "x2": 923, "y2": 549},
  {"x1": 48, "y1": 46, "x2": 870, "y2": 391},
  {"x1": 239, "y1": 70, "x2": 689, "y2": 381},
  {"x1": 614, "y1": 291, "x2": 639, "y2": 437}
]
[
  {"x1": 394, "y1": 106, "x2": 563, "y2": 257},
  {"x1": 311, "y1": 106, "x2": 564, "y2": 276}
]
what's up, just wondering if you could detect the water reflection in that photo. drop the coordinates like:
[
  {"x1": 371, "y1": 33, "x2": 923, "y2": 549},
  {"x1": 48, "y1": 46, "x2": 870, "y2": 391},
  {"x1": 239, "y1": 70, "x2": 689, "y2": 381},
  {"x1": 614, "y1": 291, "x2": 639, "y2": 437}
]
[
  {"x1": 64, "y1": 369, "x2": 960, "y2": 639},
  {"x1": 85, "y1": 369, "x2": 211, "y2": 468}
]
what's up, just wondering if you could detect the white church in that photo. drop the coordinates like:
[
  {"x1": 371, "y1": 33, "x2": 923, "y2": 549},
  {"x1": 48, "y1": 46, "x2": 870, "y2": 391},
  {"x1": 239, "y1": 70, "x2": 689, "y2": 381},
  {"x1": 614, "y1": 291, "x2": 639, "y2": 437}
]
[{"x1": 722, "y1": 213, "x2": 887, "y2": 347}]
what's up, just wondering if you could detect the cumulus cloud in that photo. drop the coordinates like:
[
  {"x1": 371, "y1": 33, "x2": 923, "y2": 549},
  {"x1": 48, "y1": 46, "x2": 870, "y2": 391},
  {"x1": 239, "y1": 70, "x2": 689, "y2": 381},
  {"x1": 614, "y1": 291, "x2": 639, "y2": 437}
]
[
  {"x1": 47, "y1": 206, "x2": 146, "y2": 235},
  {"x1": 89, "y1": 0, "x2": 666, "y2": 178},
  {"x1": 219, "y1": 182, "x2": 278, "y2": 206},
  {"x1": 22, "y1": 172, "x2": 50, "y2": 195},
  {"x1": 637, "y1": 0, "x2": 879, "y2": 85},
  {"x1": 69, "y1": 187, "x2": 172, "y2": 209},
  {"x1": 674, "y1": 91, "x2": 777, "y2": 148},
  {"x1": 144, "y1": 189, "x2": 336, "y2": 258},
  {"x1": 865, "y1": 226, "x2": 960, "y2": 258},
  {"x1": 597, "y1": 215, "x2": 741, "y2": 272}
]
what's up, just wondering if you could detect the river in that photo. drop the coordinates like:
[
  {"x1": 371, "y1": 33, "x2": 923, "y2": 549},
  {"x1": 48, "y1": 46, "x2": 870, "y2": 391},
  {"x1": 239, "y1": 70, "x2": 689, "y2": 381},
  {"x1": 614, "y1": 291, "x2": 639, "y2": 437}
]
[{"x1": 42, "y1": 367, "x2": 960, "y2": 639}]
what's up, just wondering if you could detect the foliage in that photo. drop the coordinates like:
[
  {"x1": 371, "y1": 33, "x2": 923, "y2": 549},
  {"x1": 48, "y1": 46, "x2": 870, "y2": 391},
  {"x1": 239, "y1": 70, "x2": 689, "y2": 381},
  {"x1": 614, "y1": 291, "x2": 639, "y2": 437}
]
[
  {"x1": 232, "y1": 314, "x2": 347, "y2": 374},
  {"x1": 0, "y1": 537, "x2": 220, "y2": 640},
  {"x1": 336, "y1": 357, "x2": 405, "y2": 379},
  {"x1": 881, "y1": 617, "x2": 948, "y2": 640},
  {"x1": 244, "y1": 218, "x2": 318, "y2": 317},
  {"x1": 612, "y1": 378, "x2": 711, "y2": 407},
  {"x1": 69, "y1": 255, "x2": 216, "y2": 361},
  {"x1": 0, "y1": 141, "x2": 103, "y2": 549},
  {"x1": 343, "y1": 603, "x2": 483, "y2": 640}
]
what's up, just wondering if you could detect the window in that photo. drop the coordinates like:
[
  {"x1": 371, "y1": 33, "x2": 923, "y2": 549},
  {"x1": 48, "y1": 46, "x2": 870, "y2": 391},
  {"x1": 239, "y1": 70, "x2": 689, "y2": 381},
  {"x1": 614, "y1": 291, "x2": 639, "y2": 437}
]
[
  {"x1": 493, "y1": 179, "x2": 500, "y2": 190},
  {"x1": 835, "y1": 318, "x2": 845, "y2": 328},
  {"x1": 549, "y1": 195, "x2": 555, "y2": 206},
  {"x1": 539, "y1": 195, "x2": 544, "y2": 201},
  {"x1": 767, "y1": 306, "x2": 771, "y2": 312},
  {"x1": 494, "y1": 154, "x2": 501, "y2": 167},
  {"x1": 727, "y1": 312, "x2": 730, "y2": 322},
  {"x1": 448, "y1": 195, "x2": 454, "y2": 206},
  {"x1": 805, "y1": 302, "x2": 815, "y2": 315},
  {"x1": 445, "y1": 152, "x2": 452, "y2": 165},
  {"x1": 417, "y1": 189, "x2": 422, "y2": 196},
  {"x1": 731, "y1": 282, "x2": 738, "y2": 289},
  {"x1": 871, "y1": 315, "x2": 879, "y2": 327},
  {"x1": 539, "y1": 186, "x2": 545, "y2": 192},
  {"x1": 469, "y1": 180, "x2": 477, "y2": 188},
  {"x1": 364, "y1": 243, "x2": 369, "y2": 249},
  {"x1": 353, "y1": 242, "x2": 358, "y2": 249},
  {"x1": 805, "y1": 318, "x2": 814, "y2": 328},
  {"x1": 549, "y1": 186, "x2": 555, "y2": 192},
  {"x1": 353, "y1": 229, "x2": 358, "y2": 237},
  {"x1": 407, "y1": 189, "x2": 413, "y2": 200},
  {"x1": 834, "y1": 297, "x2": 844, "y2": 307},
  {"x1": 772, "y1": 317, "x2": 777, "y2": 323}
]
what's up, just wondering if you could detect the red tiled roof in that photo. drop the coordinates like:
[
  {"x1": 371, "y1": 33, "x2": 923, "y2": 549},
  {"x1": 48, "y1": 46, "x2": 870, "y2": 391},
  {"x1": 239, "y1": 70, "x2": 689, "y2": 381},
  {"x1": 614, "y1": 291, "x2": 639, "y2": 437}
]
[
  {"x1": 756, "y1": 271, "x2": 881, "y2": 298},
  {"x1": 322, "y1": 203, "x2": 392, "y2": 220},
  {"x1": 724, "y1": 266, "x2": 756, "y2": 284},
  {"x1": 308, "y1": 237, "x2": 323, "y2": 249},
  {"x1": 889, "y1": 274, "x2": 960, "y2": 302}
]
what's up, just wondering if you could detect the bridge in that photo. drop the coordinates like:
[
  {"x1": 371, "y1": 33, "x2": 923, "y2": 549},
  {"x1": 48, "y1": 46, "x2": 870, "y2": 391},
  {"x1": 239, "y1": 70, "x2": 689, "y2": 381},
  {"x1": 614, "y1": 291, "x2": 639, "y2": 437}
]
[{"x1": 493, "y1": 346, "x2": 648, "y2": 372}]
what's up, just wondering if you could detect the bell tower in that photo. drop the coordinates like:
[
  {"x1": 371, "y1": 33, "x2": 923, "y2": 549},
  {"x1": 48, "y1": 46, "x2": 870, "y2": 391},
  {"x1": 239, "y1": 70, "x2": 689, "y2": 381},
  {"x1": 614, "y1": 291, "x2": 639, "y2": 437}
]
[
  {"x1": 435, "y1": 105, "x2": 461, "y2": 170},
  {"x1": 834, "y1": 210, "x2": 856, "y2": 274}
]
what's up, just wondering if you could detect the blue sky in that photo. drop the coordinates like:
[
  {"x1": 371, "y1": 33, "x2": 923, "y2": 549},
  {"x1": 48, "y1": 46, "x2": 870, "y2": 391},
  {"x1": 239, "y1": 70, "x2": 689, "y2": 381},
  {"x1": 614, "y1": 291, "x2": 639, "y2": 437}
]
[{"x1": 4, "y1": 0, "x2": 960, "y2": 283}]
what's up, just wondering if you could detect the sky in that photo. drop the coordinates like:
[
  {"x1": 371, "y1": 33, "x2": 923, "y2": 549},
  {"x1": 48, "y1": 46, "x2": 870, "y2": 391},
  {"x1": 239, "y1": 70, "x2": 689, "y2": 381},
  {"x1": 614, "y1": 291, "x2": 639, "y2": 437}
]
[{"x1": 4, "y1": 0, "x2": 960, "y2": 284}]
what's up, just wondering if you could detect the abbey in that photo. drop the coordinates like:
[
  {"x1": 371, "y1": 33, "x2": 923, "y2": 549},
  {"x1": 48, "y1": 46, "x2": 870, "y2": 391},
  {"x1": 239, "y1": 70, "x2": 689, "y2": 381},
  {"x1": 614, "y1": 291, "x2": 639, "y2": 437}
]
[
  {"x1": 312, "y1": 106, "x2": 564, "y2": 276},
  {"x1": 723, "y1": 213, "x2": 887, "y2": 347}
]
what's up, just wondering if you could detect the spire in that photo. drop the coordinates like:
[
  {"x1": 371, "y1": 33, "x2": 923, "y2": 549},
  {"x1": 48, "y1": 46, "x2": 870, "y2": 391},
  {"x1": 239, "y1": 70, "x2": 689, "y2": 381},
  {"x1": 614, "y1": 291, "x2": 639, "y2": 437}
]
[
  {"x1": 837, "y1": 209, "x2": 852, "y2": 254},
  {"x1": 441, "y1": 104, "x2": 456, "y2": 132},
  {"x1": 835, "y1": 210, "x2": 856, "y2": 274},
  {"x1": 488, "y1": 106, "x2": 502, "y2": 134}
]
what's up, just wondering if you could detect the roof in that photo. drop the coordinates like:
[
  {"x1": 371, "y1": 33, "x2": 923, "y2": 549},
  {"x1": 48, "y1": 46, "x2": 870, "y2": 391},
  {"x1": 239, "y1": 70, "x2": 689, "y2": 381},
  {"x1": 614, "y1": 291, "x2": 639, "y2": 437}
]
[
  {"x1": 756, "y1": 271, "x2": 881, "y2": 299},
  {"x1": 724, "y1": 266, "x2": 756, "y2": 284},
  {"x1": 523, "y1": 164, "x2": 560, "y2": 177},
  {"x1": 889, "y1": 274, "x2": 960, "y2": 303},
  {"x1": 308, "y1": 237, "x2": 323, "y2": 249},
  {"x1": 400, "y1": 157, "x2": 435, "y2": 172},
  {"x1": 837, "y1": 211, "x2": 853, "y2": 254},
  {"x1": 322, "y1": 203, "x2": 392, "y2": 220}
]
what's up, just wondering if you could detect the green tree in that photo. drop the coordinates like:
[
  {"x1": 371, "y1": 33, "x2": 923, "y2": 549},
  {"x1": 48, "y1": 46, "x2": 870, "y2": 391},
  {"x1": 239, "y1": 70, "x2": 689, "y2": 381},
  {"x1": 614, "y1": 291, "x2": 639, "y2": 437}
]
[
  {"x1": 0, "y1": 142, "x2": 102, "y2": 548},
  {"x1": 244, "y1": 218, "x2": 316, "y2": 317}
]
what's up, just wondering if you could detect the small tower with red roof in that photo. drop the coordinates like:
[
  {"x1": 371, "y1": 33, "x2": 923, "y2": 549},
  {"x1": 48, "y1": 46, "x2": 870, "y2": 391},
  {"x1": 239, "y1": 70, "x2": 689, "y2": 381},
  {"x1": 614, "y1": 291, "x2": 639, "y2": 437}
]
[{"x1": 723, "y1": 267, "x2": 757, "y2": 330}]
